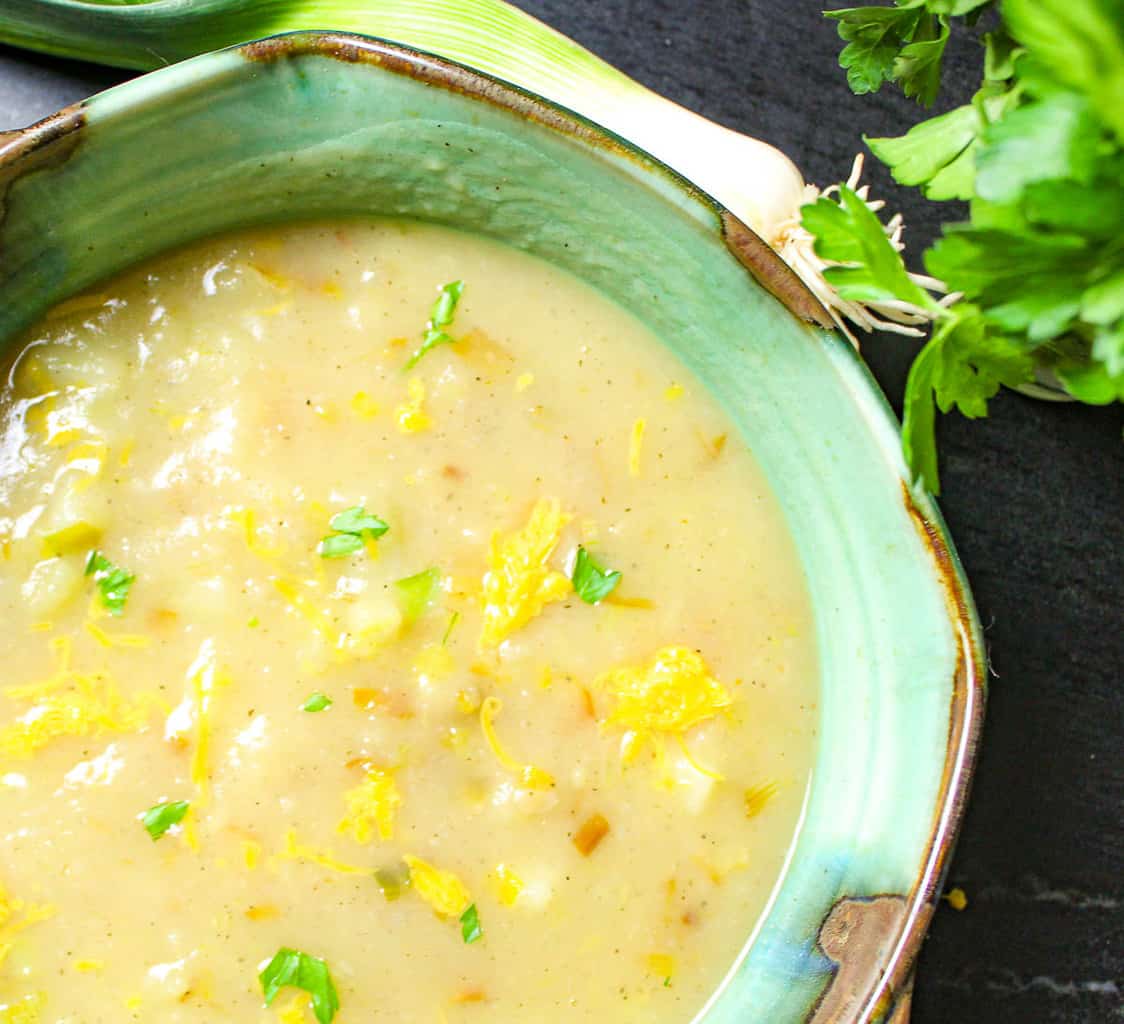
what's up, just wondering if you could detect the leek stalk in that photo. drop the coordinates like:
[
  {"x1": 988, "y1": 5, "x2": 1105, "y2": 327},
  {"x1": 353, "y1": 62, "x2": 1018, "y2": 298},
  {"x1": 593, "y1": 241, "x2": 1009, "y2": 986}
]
[{"x1": 0, "y1": 0, "x2": 940, "y2": 338}]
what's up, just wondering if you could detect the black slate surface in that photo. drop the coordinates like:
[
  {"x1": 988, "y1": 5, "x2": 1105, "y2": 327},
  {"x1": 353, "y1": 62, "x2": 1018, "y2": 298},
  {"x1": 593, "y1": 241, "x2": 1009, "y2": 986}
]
[{"x1": 0, "y1": 3, "x2": 1121, "y2": 1022}]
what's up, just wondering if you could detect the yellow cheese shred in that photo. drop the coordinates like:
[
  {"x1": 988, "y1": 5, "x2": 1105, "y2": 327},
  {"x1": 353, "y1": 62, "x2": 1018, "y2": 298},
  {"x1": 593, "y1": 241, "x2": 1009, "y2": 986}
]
[
  {"x1": 228, "y1": 507, "x2": 284, "y2": 559},
  {"x1": 350, "y1": 391, "x2": 379, "y2": 420},
  {"x1": 594, "y1": 646, "x2": 732, "y2": 753},
  {"x1": 278, "y1": 993, "x2": 312, "y2": 1024},
  {"x1": 0, "y1": 882, "x2": 55, "y2": 971},
  {"x1": 404, "y1": 855, "x2": 471, "y2": 918},
  {"x1": 337, "y1": 768, "x2": 401, "y2": 844},
  {"x1": 479, "y1": 697, "x2": 554, "y2": 790},
  {"x1": 83, "y1": 620, "x2": 151, "y2": 650},
  {"x1": 491, "y1": 864, "x2": 525, "y2": 907},
  {"x1": 628, "y1": 417, "x2": 647, "y2": 477},
  {"x1": 479, "y1": 498, "x2": 571, "y2": 649},
  {"x1": 396, "y1": 376, "x2": 432, "y2": 433},
  {"x1": 271, "y1": 830, "x2": 370, "y2": 876},
  {"x1": 0, "y1": 994, "x2": 44, "y2": 1023},
  {"x1": 185, "y1": 643, "x2": 228, "y2": 807},
  {"x1": 242, "y1": 839, "x2": 263, "y2": 870},
  {"x1": 0, "y1": 671, "x2": 158, "y2": 762}
]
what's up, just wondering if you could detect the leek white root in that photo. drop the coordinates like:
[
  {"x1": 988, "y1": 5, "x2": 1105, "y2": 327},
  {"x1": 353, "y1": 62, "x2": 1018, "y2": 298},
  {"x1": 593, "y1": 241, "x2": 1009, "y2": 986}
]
[{"x1": 770, "y1": 156, "x2": 951, "y2": 345}]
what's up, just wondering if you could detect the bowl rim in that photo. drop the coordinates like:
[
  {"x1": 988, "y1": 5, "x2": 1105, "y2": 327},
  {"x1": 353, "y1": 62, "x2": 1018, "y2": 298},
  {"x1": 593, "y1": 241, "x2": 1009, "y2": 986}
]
[{"x1": 0, "y1": 30, "x2": 986, "y2": 1022}]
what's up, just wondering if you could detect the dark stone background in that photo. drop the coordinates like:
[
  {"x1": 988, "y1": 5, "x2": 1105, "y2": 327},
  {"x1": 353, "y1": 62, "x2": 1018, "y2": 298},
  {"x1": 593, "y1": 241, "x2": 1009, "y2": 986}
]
[{"x1": 0, "y1": 2, "x2": 1120, "y2": 1021}]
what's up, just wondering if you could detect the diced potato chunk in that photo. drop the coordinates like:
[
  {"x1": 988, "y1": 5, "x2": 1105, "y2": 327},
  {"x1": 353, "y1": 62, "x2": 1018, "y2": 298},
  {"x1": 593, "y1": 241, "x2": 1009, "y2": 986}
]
[{"x1": 21, "y1": 557, "x2": 84, "y2": 617}]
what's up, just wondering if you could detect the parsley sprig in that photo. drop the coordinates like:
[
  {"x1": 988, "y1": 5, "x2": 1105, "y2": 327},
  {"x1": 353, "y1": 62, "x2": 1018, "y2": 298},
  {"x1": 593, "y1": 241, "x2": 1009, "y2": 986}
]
[
  {"x1": 318, "y1": 506, "x2": 389, "y2": 558},
  {"x1": 141, "y1": 800, "x2": 190, "y2": 841},
  {"x1": 406, "y1": 280, "x2": 465, "y2": 368},
  {"x1": 817, "y1": 0, "x2": 1123, "y2": 492},
  {"x1": 571, "y1": 547, "x2": 622, "y2": 604},
  {"x1": 84, "y1": 550, "x2": 135, "y2": 615},
  {"x1": 260, "y1": 948, "x2": 340, "y2": 1024}
]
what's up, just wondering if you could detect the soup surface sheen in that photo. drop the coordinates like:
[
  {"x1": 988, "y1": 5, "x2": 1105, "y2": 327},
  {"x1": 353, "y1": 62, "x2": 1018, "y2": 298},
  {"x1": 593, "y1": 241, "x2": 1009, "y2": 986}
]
[{"x1": 0, "y1": 222, "x2": 816, "y2": 1024}]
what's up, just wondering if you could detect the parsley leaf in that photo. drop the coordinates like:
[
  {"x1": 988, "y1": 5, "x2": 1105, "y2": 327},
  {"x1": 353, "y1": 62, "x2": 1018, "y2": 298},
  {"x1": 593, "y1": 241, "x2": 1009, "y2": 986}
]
[
  {"x1": 903, "y1": 308, "x2": 1034, "y2": 492},
  {"x1": 1004, "y1": 0, "x2": 1124, "y2": 141},
  {"x1": 260, "y1": 948, "x2": 340, "y2": 1024},
  {"x1": 867, "y1": 103, "x2": 982, "y2": 200},
  {"x1": 571, "y1": 547, "x2": 622, "y2": 605},
  {"x1": 394, "y1": 567, "x2": 441, "y2": 624},
  {"x1": 301, "y1": 692, "x2": 333, "y2": 712},
  {"x1": 826, "y1": 4, "x2": 928, "y2": 96},
  {"x1": 459, "y1": 903, "x2": 483, "y2": 944},
  {"x1": 141, "y1": 800, "x2": 190, "y2": 841},
  {"x1": 975, "y1": 93, "x2": 1102, "y2": 203},
  {"x1": 84, "y1": 550, "x2": 135, "y2": 616},
  {"x1": 318, "y1": 506, "x2": 388, "y2": 559},
  {"x1": 893, "y1": 14, "x2": 950, "y2": 106},
  {"x1": 817, "y1": 0, "x2": 1121, "y2": 490},
  {"x1": 328, "y1": 507, "x2": 389, "y2": 537},
  {"x1": 406, "y1": 280, "x2": 465, "y2": 369}
]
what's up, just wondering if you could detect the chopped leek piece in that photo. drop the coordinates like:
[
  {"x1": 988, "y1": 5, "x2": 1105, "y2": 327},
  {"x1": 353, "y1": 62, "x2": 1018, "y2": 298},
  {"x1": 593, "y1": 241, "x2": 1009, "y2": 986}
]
[
  {"x1": 459, "y1": 903, "x2": 483, "y2": 944},
  {"x1": 301, "y1": 692, "x2": 332, "y2": 713},
  {"x1": 406, "y1": 280, "x2": 464, "y2": 368},
  {"x1": 84, "y1": 550, "x2": 135, "y2": 616}
]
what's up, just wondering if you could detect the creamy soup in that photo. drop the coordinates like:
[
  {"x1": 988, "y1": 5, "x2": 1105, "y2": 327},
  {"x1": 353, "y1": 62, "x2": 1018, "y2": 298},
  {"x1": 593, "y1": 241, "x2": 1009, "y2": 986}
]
[{"x1": 0, "y1": 222, "x2": 817, "y2": 1023}]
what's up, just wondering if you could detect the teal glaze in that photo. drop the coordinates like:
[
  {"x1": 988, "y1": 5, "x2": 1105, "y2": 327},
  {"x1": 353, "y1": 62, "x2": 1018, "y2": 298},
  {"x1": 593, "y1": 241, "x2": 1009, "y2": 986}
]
[{"x1": 0, "y1": 34, "x2": 984, "y2": 1023}]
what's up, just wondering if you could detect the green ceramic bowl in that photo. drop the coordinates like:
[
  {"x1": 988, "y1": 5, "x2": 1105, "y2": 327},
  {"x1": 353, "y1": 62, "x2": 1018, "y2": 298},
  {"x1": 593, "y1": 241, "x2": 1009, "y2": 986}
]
[{"x1": 0, "y1": 32, "x2": 984, "y2": 1024}]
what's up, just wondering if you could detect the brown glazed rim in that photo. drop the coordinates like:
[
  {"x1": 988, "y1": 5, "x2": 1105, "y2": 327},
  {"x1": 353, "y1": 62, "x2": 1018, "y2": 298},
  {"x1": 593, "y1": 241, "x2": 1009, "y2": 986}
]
[{"x1": 0, "y1": 31, "x2": 985, "y2": 1023}]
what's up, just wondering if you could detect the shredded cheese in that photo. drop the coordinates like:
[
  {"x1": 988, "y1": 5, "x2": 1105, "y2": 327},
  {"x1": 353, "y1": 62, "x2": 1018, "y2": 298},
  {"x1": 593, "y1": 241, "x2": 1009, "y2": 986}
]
[
  {"x1": 272, "y1": 830, "x2": 370, "y2": 876},
  {"x1": 242, "y1": 839, "x2": 263, "y2": 870},
  {"x1": 479, "y1": 498, "x2": 571, "y2": 648},
  {"x1": 396, "y1": 377, "x2": 432, "y2": 433},
  {"x1": 628, "y1": 417, "x2": 646, "y2": 477},
  {"x1": 491, "y1": 864, "x2": 525, "y2": 907},
  {"x1": 185, "y1": 642, "x2": 226, "y2": 807},
  {"x1": 479, "y1": 697, "x2": 554, "y2": 790},
  {"x1": 278, "y1": 992, "x2": 312, "y2": 1024},
  {"x1": 594, "y1": 646, "x2": 732, "y2": 743},
  {"x1": 0, "y1": 669, "x2": 158, "y2": 762},
  {"x1": 337, "y1": 768, "x2": 401, "y2": 844},
  {"x1": 0, "y1": 881, "x2": 55, "y2": 971},
  {"x1": 73, "y1": 959, "x2": 104, "y2": 973},
  {"x1": 404, "y1": 855, "x2": 471, "y2": 918},
  {"x1": 228, "y1": 507, "x2": 284, "y2": 559},
  {"x1": 83, "y1": 620, "x2": 150, "y2": 650},
  {"x1": 350, "y1": 391, "x2": 379, "y2": 420},
  {"x1": 0, "y1": 995, "x2": 43, "y2": 1023}
]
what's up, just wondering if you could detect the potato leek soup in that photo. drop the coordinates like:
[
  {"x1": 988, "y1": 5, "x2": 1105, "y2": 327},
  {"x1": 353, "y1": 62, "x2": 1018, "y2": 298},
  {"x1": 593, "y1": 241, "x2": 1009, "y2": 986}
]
[{"x1": 0, "y1": 221, "x2": 817, "y2": 1023}]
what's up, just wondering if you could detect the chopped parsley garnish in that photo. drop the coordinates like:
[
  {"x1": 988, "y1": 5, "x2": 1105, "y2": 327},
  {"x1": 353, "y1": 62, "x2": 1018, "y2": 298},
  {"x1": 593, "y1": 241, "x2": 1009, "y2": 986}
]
[
  {"x1": 394, "y1": 567, "x2": 441, "y2": 623},
  {"x1": 571, "y1": 547, "x2": 622, "y2": 605},
  {"x1": 318, "y1": 506, "x2": 388, "y2": 559},
  {"x1": 84, "y1": 550, "x2": 135, "y2": 616},
  {"x1": 301, "y1": 692, "x2": 332, "y2": 713},
  {"x1": 259, "y1": 948, "x2": 340, "y2": 1024},
  {"x1": 459, "y1": 903, "x2": 483, "y2": 944},
  {"x1": 441, "y1": 610, "x2": 460, "y2": 647},
  {"x1": 141, "y1": 800, "x2": 190, "y2": 841},
  {"x1": 406, "y1": 280, "x2": 465, "y2": 368}
]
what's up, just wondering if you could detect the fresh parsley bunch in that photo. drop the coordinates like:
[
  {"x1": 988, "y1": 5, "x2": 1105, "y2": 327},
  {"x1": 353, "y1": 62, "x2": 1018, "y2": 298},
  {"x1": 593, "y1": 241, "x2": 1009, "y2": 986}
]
[{"x1": 810, "y1": 0, "x2": 1123, "y2": 492}]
